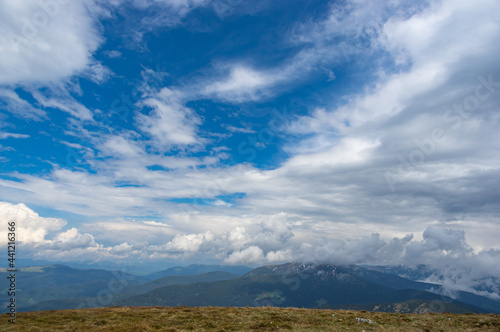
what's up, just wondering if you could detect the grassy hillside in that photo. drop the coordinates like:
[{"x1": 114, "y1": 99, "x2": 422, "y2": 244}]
[
  {"x1": 319, "y1": 299, "x2": 480, "y2": 314},
  {"x1": 1, "y1": 306, "x2": 499, "y2": 331}
]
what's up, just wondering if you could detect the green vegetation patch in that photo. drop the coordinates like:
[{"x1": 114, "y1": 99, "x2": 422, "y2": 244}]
[{"x1": 0, "y1": 306, "x2": 499, "y2": 331}]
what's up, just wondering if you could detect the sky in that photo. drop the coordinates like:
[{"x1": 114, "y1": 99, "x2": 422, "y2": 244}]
[{"x1": 0, "y1": 0, "x2": 500, "y2": 297}]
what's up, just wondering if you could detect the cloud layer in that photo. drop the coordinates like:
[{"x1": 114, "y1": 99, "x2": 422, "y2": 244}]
[{"x1": 2, "y1": 201, "x2": 499, "y2": 299}]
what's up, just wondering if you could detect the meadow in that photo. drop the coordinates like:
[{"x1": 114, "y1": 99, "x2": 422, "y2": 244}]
[{"x1": 1, "y1": 306, "x2": 499, "y2": 331}]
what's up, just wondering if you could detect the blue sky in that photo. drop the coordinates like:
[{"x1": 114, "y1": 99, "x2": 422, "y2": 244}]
[{"x1": 1, "y1": 0, "x2": 500, "y2": 297}]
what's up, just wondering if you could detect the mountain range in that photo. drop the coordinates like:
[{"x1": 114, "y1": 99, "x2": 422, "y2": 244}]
[{"x1": 2, "y1": 263, "x2": 499, "y2": 314}]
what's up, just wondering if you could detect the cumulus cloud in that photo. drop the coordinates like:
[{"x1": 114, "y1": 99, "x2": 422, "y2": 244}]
[
  {"x1": 109, "y1": 242, "x2": 134, "y2": 254},
  {"x1": 0, "y1": 201, "x2": 66, "y2": 246},
  {"x1": 43, "y1": 228, "x2": 97, "y2": 251},
  {"x1": 133, "y1": 213, "x2": 295, "y2": 262},
  {"x1": 0, "y1": 201, "x2": 145, "y2": 261},
  {"x1": 252, "y1": 213, "x2": 294, "y2": 251},
  {"x1": 148, "y1": 231, "x2": 214, "y2": 254},
  {"x1": 224, "y1": 246, "x2": 264, "y2": 265}
]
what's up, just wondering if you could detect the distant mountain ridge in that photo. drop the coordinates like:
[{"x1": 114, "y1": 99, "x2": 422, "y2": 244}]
[
  {"x1": 142, "y1": 264, "x2": 252, "y2": 281},
  {"x1": 110, "y1": 263, "x2": 479, "y2": 313},
  {"x1": 113, "y1": 271, "x2": 239, "y2": 300},
  {"x1": 0, "y1": 264, "x2": 242, "y2": 313},
  {"x1": 3, "y1": 262, "x2": 499, "y2": 314},
  {"x1": 0, "y1": 264, "x2": 142, "y2": 313}
]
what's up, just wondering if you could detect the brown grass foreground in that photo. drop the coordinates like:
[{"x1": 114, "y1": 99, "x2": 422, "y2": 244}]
[{"x1": 1, "y1": 306, "x2": 499, "y2": 331}]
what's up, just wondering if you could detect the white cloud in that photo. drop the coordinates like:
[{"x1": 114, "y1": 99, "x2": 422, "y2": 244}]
[
  {"x1": 100, "y1": 135, "x2": 144, "y2": 158},
  {"x1": 148, "y1": 231, "x2": 214, "y2": 254},
  {"x1": 124, "y1": 0, "x2": 212, "y2": 42},
  {"x1": 0, "y1": 0, "x2": 103, "y2": 85},
  {"x1": 288, "y1": 0, "x2": 500, "y2": 137},
  {"x1": 285, "y1": 137, "x2": 381, "y2": 168},
  {"x1": 136, "y1": 88, "x2": 203, "y2": 149},
  {"x1": 252, "y1": 213, "x2": 294, "y2": 251},
  {"x1": 381, "y1": 0, "x2": 500, "y2": 67},
  {"x1": 44, "y1": 227, "x2": 97, "y2": 250},
  {"x1": 222, "y1": 123, "x2": 256, "y2": 134},
  {"x1": 81, "y1": 60, "x2": 113, "y2": 84},
  {"x1": 0, "y1": 0, "x2": 109, "y2": 130},
  {"x1": 105, "y1": 49, "x2": 122, "y2": 58},
  {"x1": 224, "y1": 226, "x2": 250, "y2": 250},
  {"x1": 192, "y1": 0, "x2": 407, "y2": 104},
  {"x1": 203, "y1": 65, "x2": 282, "y2": 102},
  {"x1": 0, "y1": 132, "x2": 29, "y2": 139},
  {"x1": 109, "y1": 242, "x2": 134, "y2": 254},
  {"x1": 224, "y1": 245, "x2": 264, "y2": 265},
  {"x1": 0, "y1": 201, "x2": 145, "y2": 261},
  {"x1": 82, "y1": 219, "x2": 177, "y2": 245},
  {"x1": 31, "y1": 88, "x2": 94, "y2": 120},
  {"x1": 0, "y1": 88, "x2": 46, "y2": 120},
  {"x1": 0, "y1": 201, "x2": 66, "y2": 246}
]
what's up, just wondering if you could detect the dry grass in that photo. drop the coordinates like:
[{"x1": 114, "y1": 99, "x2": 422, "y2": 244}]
[{"x1": 1, "y1": 306, "x2": 499, "y2": 331}]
